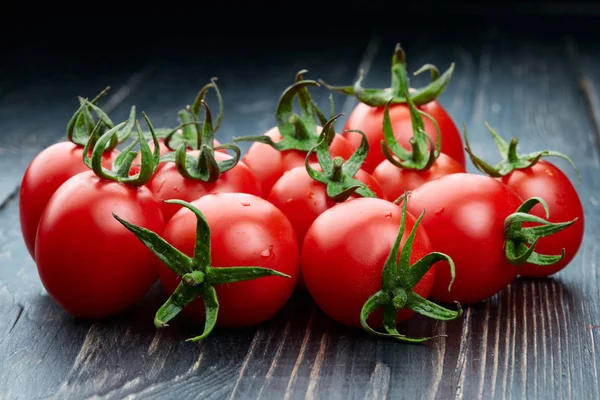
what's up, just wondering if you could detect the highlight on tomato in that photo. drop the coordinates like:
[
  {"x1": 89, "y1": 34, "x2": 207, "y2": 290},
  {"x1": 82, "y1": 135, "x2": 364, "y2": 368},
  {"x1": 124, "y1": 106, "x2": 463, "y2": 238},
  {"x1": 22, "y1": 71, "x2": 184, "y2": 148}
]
[
  {"x1": 114, "y1": 194, "x2": 299, "y2": 341},
  {"x1": 463, "y1": 123, "x2": 584, "y2": 278},
  {"x1": 301, "y1": 194, "x2": 462, "y2": 342},
  {"x1": 402, "y1": 173, "x2": 578, "y2": 305},
  {"x1": 233, "y1": 70, "x2": 355, "y2": 196},
  {"x1": 34, "y1": 113, "x2": 166, "y2": 319},
  {"x1": 146, "y1": 99, "x2": 261, "y2": 221},
  {"x1": 267, "y1": 114, "x2": 384, "y2": 288},
  {"x1": 320, "y1": 43, "x2": 465, "y2": 173},
  {"x1": 372, "y1": 93, "x2": 465, "y2": 200},
  {"x1": 19, "y1": 87, "x2": 136, "y2": 260}
]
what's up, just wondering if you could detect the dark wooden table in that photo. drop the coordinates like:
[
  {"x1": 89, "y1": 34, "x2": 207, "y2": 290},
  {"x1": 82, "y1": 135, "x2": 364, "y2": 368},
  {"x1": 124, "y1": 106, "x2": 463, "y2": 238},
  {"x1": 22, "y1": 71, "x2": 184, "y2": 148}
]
[{"x1": 1, "y1": 10, "x2": 599, "y2": 399}]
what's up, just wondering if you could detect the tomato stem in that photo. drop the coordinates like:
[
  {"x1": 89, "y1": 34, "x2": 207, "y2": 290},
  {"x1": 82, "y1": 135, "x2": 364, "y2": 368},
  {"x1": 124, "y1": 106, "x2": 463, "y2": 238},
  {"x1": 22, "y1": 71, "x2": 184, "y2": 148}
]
[
  {"x1": 504, "y1": 197, "x2": 578, "y2": 266},
  {"x1": 463, "y1": 122, "x2": 582, "y2": 184},
  {"x1": 304, "y1": 117, "x2": 377, "y2": 202},
  {"x1": 113, "y1": 199, "x2": 291, "y2": 342},
  {"x1": 233, "y1": 71, "x2": 332, "y2": 153},
  {"x1": 319, "y1": 43, "x2": 455, "y2": 107},
  {"x1": 359, "y1": 194, "x2": 462, "y2": 343}
]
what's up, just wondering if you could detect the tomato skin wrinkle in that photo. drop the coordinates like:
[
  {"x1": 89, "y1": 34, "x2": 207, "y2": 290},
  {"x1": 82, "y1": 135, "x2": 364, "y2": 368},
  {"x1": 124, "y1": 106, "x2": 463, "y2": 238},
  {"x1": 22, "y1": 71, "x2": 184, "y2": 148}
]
[
  {"x1": 343, "y1": 101, "x2": 465, "y2": 174},
  {"x1": 146, "y1": 150, "x2": 261, "y2": 221},
  {"x1": 500, "y1": 160, "x2": 584, "y2": 277},
  {"x1": 242, "y1": 126, "x2": 355, "y2": 197},
  {"x1": 405, "y1": 173, "x2": 523, "y2": 305},
  {"x1": 19, "y1": 141, "x2": 119, "y2": 260},
  {"x1": 157, "y1": 193, "x2": 299, "y2": 327},
  {"x1": 34, "y1": 170, "x2": 165, "y2": 319},
  {"x1": 373, "y1": 152, "x2": 465, "y2": 198},
  {"x1": 301, "y1": 197, "x2": 434, "y2": 328}
]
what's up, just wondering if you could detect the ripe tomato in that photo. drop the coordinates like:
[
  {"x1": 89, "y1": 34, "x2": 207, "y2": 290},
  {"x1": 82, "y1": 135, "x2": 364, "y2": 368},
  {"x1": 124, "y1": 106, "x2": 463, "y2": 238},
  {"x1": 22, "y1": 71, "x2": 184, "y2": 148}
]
[
  {"x1": 156, "y1": 193, "x2": 299, "y2": 328},
  {"x1": 373, "y1": 153, "x2": 465, "y2": 199},
  {"x1": 147, "y1": 150, "x2": 261, "y2": 221},
  {"x1": 499, "y1": 160, "x2": 584, "y2": 277},
  {"x1": 19, "y1": 141, "x2": 119, "y2": 260},
  {"x1": 242, "y1": 126, "x2": 354, "y2": 196},
  {"x1": 35, "y1": 170, "x2": 165, "y2": 319},
  {"x1": 301, "y1": 197, "x2": 435, "y2": 328},
  {"x1": 404, "y1": 173, "x2": 523, "y2": 304},
  {"x1": 343, "y1": 102, "x2": 465, "y2": 173}
]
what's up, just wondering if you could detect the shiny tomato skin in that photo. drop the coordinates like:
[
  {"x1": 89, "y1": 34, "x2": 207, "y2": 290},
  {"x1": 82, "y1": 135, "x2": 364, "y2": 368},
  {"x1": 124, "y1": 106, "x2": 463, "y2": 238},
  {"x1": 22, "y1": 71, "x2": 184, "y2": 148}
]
[
  {"x1": 343, "y1": 101, "x2": 465, "y2": 173},
  {"x1": 157, "y1": 193, "x2": 299, "y2": 327},
  {"x1": 19, "y1": 141, "x2": 119, "y2": 260},
  {"x1": 301, "y1": 197, "x2": 434, "y2": 328},
  {"x1": 147, "y1": 150, "x2": 261, "y2": 221},
  {"x1": 499, "y1": 160, "x2": 584, "y2": 277},
  {"x1": 242, "y1": 126, "x2": 355, "y2": 196},
  {"x1": 405, "y1": 173, "x2": 522, "y2": 304},
  {"x1": 34, "y1": 171, "x2": 165, "y2": 319},
  {"x1": 373, "y1": 153, "x2": 465, "y2": 200},
  {"x1": 268, "y1": 164, "x2": 384, "y2": 289}
]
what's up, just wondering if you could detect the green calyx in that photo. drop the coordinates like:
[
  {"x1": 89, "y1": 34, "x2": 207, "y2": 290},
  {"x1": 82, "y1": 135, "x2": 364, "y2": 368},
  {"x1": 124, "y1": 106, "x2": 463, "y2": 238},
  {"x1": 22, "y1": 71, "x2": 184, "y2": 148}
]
[
  {"x1": 82, "y1": 111, "x2": 160, "y2": 186},
  {"x1": 504, "y1": 197, "x2": 578, "y2": 266},
  {"x1": 381, "y1": 91, "x2": 442, "y2": 170},
  {"x1": 305, "y1": 114, "x2": 377, "y2": 202},
  {"x1": 464, "y1": 122, "x2": 581, "y2": 183},
  {"x1": 113, "y1": 199, "x2": 291, "y2": 342},
  {"x1": 160, "y1": 100, "x2": 241, "y2": 183},
  {"x1": 233, "y1": 70, "x2": 333, "y2": 152},
  {"x1": 164, "y1": 77, "x2": 224, "y2": 152},
  {"x1": 319, "y1": 43, "x2": 455, "y2": 107},
  {"x1": 360, "y1": 194, "x2": 462, "y2": 343},
  {"x1": 66, "y1": 87, "x2": 136, "y2": 150}
]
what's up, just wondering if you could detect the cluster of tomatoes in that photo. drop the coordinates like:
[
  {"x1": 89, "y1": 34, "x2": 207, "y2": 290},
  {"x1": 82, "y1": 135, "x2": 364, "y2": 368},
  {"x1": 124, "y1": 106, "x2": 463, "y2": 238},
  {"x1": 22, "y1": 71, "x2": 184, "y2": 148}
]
[{"x1": 19, "y1": 45, "x2": 584, "y2": 342}]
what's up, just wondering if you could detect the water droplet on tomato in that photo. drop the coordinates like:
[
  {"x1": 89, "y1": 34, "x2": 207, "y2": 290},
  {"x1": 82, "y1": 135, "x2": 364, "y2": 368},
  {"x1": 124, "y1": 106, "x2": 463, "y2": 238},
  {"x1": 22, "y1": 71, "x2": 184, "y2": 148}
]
[
  {"x1": 435, "y1": 208, "x2": 445, "y2": 217},
  {"x1": 307, "y1": 191, "x2": 314, "y2": 199},
  {"x1": 384, "y1": 212, "x2": 393, "y2": 219},
  {"x1": 261, "y1": 245, "x2": 274, "y2": 260},
  {"x1": 241, "y1": 201, "x2": 251, "y2": 207},
  {"x1": 286, "y1": 198, "x2": 294, "y2": 204}
]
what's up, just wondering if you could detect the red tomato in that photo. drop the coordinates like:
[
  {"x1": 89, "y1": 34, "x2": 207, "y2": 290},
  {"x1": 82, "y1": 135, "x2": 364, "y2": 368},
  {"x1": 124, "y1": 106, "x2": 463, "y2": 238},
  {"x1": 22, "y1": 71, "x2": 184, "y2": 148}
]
[
  {"x1": 19, "y1": 141, "x2": 119, "y2": 260},
  {"x1": 268, "y1": 164, "x2": 384, "y2": 289},
  {"x1": 242, "y1": 126, "x2": 355, "y2": 196},
  {"x1": 499, "y1": 160, "x2": 584, "y2": 277},
  {"x1": 343, "y1": 101, "x2": 465, "y2": 173},
  {"x1": 372, "y1": 152, "x2": 465, "y2": 200},
  {"x1": 301, "y1": 197, "x2": 434, "y2": 328},
  {"x1": 35, "y1": 170, "x2": 165, "y2": 318},
  {"x1": 147, "y1": 150, "x2": 261, "y2": 221},
  {"x1": 157, "y1": 193, "x2": 299, "y2": 327},
  {"x1": 404, "y1": 173, "x2": 522, "y2": 304}
]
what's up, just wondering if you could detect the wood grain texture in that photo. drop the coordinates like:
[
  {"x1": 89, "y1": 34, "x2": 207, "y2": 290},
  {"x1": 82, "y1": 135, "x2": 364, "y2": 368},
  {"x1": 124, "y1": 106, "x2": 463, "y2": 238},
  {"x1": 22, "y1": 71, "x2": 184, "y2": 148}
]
[{"x1": 0, "y1": 22, "x2": 599, "y2": 400}]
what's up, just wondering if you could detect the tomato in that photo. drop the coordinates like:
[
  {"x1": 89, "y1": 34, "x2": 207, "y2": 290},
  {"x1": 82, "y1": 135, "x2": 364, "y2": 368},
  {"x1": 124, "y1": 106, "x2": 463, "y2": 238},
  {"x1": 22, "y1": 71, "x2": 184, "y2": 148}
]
[
  {"x1": 19, "y1": 141, "x2": 119, "y2": 260},
  {"x1": 156, "y1": 193, "x2": 299, "y2": 327},
  {"x1": 404, "y1": 173, "x2": 523, "y2": 304},
  {"x1": 373, "y1": 146, "x2": 465, "y2": 201},
  {"x1": 34, "y1": 170, "x2": 165, "y2": 318},
  {"x1": 499, "y1": 160, "x2": 584, "y2": 277},
  {"x1": 147, "y1": 150, "x2": 261, "y2": 221},
  {"x1": 242, "y1": 126, "x2": 355, "y2": 196},
  {"x1": 301, "y1": 197, "x2": 435, "y2": 328},
  {"x1": 343, "y1": 101, "x2": 465, "y2": 173}
]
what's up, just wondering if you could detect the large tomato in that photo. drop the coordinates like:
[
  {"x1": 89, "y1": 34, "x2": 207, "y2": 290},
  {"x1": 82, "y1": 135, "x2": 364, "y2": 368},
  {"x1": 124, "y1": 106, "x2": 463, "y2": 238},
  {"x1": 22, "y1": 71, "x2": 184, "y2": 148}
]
[
  {"x1": 343, "y1": 101, "x2": 465, "y2": 173},
  {"x1": 156, "y1": 193, "x2": 299, "y2": 328},
  {"x1": 146, "y1": 150, "x2": 261, "y2": 221},
  {"x1": 242, "y1": 126, "x2": 354, "y2": 196},
  {"x1": 35, "y1": 170, "x2": 165, "y2": 319},
  {"x1": 301, "y1": 197, "x2": 435, "y2": 329},
  {"x1": 373, "y1": 152, "x2": 465, "y2": 199},
  {"x1": 19, "y1": 141, "x2": 119, "y2": 260},
  {"x1": 499, "y1": 160, "x2": 584, "y2": 277},
  {"x1": 404, "y1": 173, "x2": 523, "y2": 304}
]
